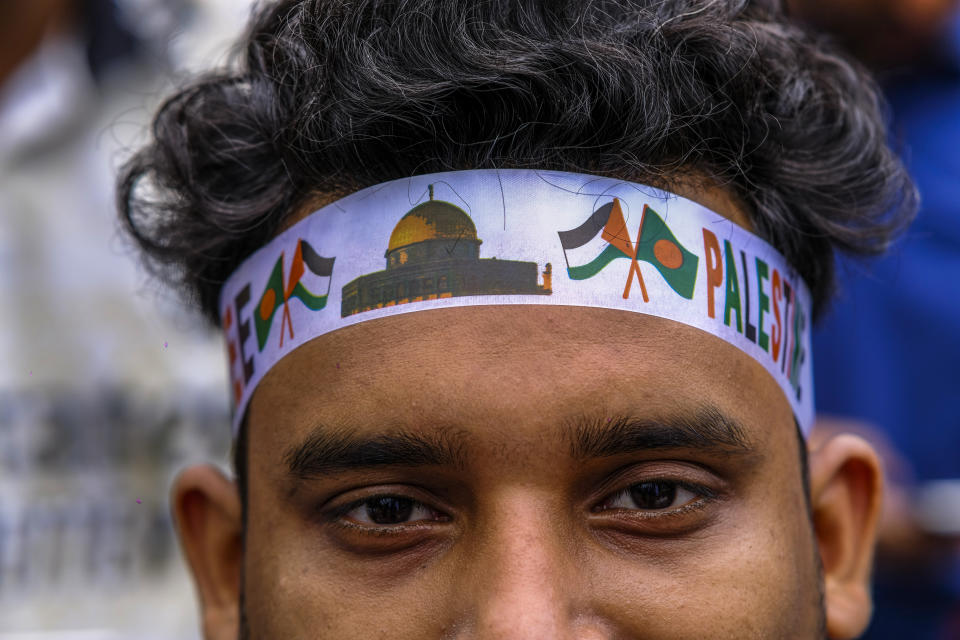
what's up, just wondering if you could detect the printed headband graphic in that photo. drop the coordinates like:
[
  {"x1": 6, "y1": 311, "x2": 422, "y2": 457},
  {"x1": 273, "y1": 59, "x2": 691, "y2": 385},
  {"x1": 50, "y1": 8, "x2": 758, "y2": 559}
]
[{"x1": 220, "y1": 170, "x2": 813, "y2": 435}]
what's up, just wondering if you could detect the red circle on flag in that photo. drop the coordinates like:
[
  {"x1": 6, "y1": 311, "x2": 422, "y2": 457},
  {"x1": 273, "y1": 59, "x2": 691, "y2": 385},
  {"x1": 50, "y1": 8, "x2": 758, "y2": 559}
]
[
  {"x1": 260, "y1": 289, "x2": 276, "y2": 320},
  {"x1": 654, "y1": 239, "x2": 683, "y2": 269}
]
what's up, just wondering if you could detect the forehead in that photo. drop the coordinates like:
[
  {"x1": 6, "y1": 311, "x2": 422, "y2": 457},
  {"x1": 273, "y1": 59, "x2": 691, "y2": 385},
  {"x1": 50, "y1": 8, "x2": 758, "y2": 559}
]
[{"x1": 248, "y1": 305, "x2": 794, "y2": 461}]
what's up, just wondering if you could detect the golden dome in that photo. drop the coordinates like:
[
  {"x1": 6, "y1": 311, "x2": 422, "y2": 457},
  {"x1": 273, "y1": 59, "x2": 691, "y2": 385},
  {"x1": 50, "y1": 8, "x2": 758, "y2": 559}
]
[{"x1": 387, "y1": 191, "x2": 478, "y2": 254}]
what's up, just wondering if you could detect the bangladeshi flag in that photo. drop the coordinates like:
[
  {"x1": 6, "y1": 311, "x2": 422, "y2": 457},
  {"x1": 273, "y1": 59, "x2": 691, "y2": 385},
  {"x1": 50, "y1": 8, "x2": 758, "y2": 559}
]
[
  {"x1": 255, "y1": 257, "x2": 286, "y2": 350},
  {"x1": 558, "y1": 199, "x2": 698, "y2": 300},
  {"x1": 254, "y1": 240, "x2": 335, "y2": 350},
  {"x1": 633, "y1": 205, "x2": 698, "y2": 299}
]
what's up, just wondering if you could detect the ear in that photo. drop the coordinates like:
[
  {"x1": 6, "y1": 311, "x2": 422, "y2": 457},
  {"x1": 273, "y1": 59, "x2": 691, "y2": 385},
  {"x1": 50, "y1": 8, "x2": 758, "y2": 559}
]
[
  {"x1": 808, "y1": 433, "x2": 884, "y2": 640},
  {"x1": 171, "y1": 464, "x2": 243, "y2": 640}
]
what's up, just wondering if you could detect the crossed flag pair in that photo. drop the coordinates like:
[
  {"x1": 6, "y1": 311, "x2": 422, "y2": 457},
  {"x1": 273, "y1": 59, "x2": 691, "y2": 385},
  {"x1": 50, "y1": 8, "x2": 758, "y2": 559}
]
[
  {"x1": 254, "y1": 239, "x2": 335, "y2": 350},
  {"x1": 558, "y1": 198, "x2": 699, "y2": 302}
]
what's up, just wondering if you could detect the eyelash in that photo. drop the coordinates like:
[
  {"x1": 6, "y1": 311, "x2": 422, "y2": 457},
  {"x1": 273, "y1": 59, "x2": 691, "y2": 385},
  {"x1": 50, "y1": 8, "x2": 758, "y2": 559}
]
[
  {"x1": 325, "y1": 497, "x2": 448, "y2": 535},
  {"x1": 327, "y1": 516, "x2": 433, "y2": 538},
  {"x1": 593, "y1": 480, "x2": 717, "y2": 519},
  {"x1": 324, "y1": 478, "x2": 718, "y2": 534}
]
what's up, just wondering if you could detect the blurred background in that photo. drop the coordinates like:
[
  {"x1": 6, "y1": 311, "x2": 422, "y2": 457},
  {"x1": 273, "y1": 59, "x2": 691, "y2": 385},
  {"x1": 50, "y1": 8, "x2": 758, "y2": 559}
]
[
  {"x1": 0, "y1": 1, "x2": 254, "y2": 638},
  {"x1": 789, "y1": 0, "x2": 960, "y2": 638},
  {"x1": 0, "y1": 1, "x2": 958, "y2": 639}
]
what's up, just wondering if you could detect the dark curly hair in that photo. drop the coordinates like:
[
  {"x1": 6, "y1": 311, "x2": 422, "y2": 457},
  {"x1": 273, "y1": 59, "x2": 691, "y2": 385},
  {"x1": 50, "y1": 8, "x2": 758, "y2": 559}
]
[
  {"x1": 118, "y1": 0, "x2": 916, "y2": 513},
  {"x1": 119, "y1": 0, "x2": 916, "y2": 328}
]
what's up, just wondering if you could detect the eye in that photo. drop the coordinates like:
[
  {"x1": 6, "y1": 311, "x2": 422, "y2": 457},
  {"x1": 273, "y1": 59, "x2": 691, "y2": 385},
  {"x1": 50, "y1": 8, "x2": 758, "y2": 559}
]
[
  {"x1": 340, "y1": 495, "x2": 443, "y2": 526},
  {"x1": 600, "y1": 480, "x2": 702, "y2": 512}
]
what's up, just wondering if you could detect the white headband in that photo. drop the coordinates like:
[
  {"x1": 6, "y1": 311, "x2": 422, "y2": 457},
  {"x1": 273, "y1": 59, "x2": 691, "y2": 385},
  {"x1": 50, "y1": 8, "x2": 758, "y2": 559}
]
[{"x1": 220, "y1": 170, "x2": 813, "y2": 436}]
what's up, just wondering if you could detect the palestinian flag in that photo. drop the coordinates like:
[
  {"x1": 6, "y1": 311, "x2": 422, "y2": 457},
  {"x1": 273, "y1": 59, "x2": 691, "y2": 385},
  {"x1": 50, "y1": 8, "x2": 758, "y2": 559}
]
[
  {"x1": 558, "y1": 199, "x2": 698, "y2": 301},
  {"x1": 557, "y1": 198, "x2": 634, "y2": 281},
  {"x1": 287, "y1": 239, "x2": 335, "y2": 310},
  {"x1": 254, "y1": 240, "x2": 335, "y2": 350}
]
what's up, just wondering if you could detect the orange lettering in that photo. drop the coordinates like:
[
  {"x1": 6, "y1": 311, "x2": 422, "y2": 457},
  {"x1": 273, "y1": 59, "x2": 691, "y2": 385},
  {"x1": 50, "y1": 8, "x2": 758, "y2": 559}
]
[
  {"x1": 702, "y1": 229, "x2": 723, "y2": 318},
  {"x1": 771, "y1": 269, "x2": 782, "y2": 362}
]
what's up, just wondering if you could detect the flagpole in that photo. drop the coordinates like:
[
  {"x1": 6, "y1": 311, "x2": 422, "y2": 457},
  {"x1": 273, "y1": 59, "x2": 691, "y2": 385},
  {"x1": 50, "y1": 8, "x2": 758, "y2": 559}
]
[{"x1": 623, "y1": 259, "x2": 649, "y2": 302}]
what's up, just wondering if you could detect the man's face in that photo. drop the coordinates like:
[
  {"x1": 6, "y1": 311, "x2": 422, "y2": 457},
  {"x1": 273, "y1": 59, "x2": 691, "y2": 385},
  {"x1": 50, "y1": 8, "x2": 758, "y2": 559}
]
[{"x1": 239, "y1": 305, "x2": 824, "y2": 638}]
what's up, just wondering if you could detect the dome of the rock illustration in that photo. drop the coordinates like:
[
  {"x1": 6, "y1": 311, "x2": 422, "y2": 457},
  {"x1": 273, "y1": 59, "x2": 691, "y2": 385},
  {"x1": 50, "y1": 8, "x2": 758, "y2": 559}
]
[
  {"x1": 341, "y1": 183, "x2": 551, "y2": 318},
  {"x1": 386, "y1": 185, "x2": 478, "y2": 254}
]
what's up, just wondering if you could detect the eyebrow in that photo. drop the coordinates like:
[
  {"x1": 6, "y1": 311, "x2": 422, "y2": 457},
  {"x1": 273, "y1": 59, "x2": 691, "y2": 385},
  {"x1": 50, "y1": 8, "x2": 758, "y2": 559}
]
[
  {"x1": 284, "y1": 426, "x2": 468, "y2": 480},
  {"x1": 564, "y1": 405, "x2": 754, "y2": 460},
  {"x1": 284, "y1": 404, "x2": 755, "y2": 480}
]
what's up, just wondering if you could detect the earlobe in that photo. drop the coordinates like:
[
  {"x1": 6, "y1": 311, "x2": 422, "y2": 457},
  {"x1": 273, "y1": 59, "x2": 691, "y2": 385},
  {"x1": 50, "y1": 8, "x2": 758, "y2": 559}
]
[
  {"x1": 172, "y1": 465, "x2": 244, "y2": 640},
  {"x1": 808, "y1": 433, "x2": 884, "y2": 640}
]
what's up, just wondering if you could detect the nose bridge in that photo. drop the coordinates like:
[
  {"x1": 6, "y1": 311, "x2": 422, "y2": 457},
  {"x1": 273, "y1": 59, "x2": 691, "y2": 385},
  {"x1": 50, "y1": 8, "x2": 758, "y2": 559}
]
[{"x1": 461, "y1": 488, "x2": 577, "y2": 639}]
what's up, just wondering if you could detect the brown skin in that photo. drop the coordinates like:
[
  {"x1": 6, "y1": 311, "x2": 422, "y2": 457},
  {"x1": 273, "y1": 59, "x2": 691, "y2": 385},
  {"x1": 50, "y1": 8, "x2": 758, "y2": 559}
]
[
  {"x1": 171, "y1": 185, "x2": 883, "y2": 639},
  {"x1": 812, "y1": 417, "x2": 959, "y2": 575}
]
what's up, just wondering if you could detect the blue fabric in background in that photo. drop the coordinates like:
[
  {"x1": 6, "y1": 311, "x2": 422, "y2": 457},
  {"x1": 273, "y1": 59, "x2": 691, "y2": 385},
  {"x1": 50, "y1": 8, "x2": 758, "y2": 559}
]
[{"x1": 812, "y1": 14, "x2": 960, "y2": 640}]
